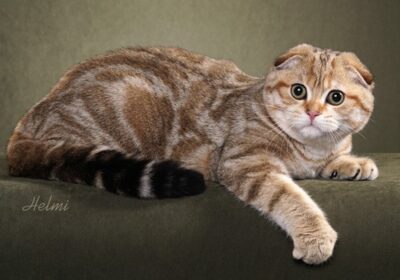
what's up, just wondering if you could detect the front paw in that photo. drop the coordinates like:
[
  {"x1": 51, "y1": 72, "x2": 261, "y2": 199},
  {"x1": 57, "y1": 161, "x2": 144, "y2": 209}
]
[
  {"x1": 321, "y1": 155, "x2": 378, "y2": 181},
  {"x1": 292, "y1": 222, "x2": 338, "y2": 265}
]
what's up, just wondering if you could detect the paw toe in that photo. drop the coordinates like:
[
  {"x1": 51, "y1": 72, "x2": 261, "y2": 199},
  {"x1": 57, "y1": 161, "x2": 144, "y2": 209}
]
[
  {"x1": 323, "y1": 156, "x2": 378, "y2": 181},
  {"x1": 360, "y1": 160, "x2": 378, "y2": 180}
]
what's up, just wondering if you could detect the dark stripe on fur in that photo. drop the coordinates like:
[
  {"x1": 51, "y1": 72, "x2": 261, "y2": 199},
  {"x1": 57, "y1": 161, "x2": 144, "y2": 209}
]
[{"x1": 86, "y1": 150, "x2": 149, "y2": 195}]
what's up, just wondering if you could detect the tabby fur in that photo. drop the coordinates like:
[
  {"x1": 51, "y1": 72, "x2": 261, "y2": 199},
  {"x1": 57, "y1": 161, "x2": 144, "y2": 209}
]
[{"x1": 7, "y1": 44, "x2": 377, "y2": 264}]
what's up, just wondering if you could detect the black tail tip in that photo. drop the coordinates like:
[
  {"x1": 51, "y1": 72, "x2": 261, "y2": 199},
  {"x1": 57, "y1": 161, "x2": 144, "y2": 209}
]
[
  {"x1": 175, "y1": 168, "x2": 206, "y2": 197},
  {"x1": 151, "y1": 161, "x2": 206, "y2": 198}
]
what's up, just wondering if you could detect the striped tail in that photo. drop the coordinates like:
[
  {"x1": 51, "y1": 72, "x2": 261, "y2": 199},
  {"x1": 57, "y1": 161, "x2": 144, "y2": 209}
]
[{"x1": 7, "y1": 135, "x2": 206, "y2": 198}]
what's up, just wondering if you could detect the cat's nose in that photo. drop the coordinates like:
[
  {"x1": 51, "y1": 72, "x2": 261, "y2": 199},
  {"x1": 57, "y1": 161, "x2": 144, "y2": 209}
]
[{"x1": 306, "y1": 111, "x2": 320, "y2": 122}]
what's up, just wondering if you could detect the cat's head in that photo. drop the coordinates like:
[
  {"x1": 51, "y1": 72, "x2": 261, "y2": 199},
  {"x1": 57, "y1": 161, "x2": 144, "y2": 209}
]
[{"x1": 264, "y1": 44, "x2": 374, "y2": 143}]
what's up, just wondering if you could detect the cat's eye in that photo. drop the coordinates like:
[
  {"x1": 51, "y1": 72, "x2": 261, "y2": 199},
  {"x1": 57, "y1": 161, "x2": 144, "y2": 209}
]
[
  {"x1": 290, "y1": 84, "x2": 307, "y2": 100},
  {"x1": 326, "y1": 90, "x2": 345, "y2": 106}
]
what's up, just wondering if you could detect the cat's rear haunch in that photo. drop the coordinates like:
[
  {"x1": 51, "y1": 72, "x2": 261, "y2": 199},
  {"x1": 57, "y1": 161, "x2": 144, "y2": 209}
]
[{"x1": 7, "y1": 44, "x2": 378, "y2": 265}]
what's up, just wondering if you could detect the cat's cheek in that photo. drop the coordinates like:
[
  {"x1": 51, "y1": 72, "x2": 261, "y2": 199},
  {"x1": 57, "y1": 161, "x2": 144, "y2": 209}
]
[
  {"x1": 348, "y1": 108, "x2": 365, "y2": 125},
  {"x1": 337, "y1": 106, "x2": 369, "y2": 133}
]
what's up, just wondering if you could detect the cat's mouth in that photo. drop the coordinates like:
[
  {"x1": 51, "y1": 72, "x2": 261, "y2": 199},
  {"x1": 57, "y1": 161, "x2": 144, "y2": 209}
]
[{"x1": 298, "y1": 124, "x2": 323, "y2": 138}]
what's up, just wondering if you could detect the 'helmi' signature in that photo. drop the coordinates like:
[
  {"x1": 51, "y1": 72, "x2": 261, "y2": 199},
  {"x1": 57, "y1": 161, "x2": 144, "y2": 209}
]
[{"x1": 22, "y1": 195, "x2": 70, "y2": 212}]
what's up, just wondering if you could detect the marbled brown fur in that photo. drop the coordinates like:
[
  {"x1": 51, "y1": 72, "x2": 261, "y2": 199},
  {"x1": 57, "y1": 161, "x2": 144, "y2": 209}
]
[{"x1": 7, "y1": 44, "x2": 377, "y2": 265}]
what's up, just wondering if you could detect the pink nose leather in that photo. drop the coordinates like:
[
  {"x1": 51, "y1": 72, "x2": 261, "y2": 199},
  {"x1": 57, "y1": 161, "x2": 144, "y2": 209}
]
[{"x1": 307, "y1": 111, "x2": 320, "y2": 122}]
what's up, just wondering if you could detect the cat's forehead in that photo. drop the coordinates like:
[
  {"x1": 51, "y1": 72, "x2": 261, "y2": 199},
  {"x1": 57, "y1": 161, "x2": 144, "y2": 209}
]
[
  {"x1": 311, "y1": 46, "x2": 339, "y2": 55},
  {"x1": 301, "y1": 48, "x2": 350, "y2": 89}
]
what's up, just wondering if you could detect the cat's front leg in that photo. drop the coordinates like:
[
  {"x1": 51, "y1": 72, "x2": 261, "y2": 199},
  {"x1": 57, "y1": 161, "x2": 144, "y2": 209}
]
[
  {"x1": 321, "y1": 155, "x2": 378, "y2": 181},
  {"x1": 260, "y1": 174, "x2": 337, "y2": 265},
  {"x1": 217, "y1": 154, "x2": 337, "y2": 265}
]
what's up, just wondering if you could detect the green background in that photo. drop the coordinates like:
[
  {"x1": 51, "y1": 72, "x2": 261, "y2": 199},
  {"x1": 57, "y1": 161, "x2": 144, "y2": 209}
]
[{"x1": 1, "y1": 0, "x2": 399, "y2": 153}]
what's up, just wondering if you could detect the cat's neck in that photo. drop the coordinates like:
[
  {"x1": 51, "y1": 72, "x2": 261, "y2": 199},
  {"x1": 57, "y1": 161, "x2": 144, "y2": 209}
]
[{"x1": 303, "y1": 135, "x2": 352, "y2": 158}]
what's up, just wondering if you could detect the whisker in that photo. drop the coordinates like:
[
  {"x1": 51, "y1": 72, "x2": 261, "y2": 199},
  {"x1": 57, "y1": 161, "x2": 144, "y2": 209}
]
[{"x1": 338, "y1": 125, "x2": 367, "y2": 139}]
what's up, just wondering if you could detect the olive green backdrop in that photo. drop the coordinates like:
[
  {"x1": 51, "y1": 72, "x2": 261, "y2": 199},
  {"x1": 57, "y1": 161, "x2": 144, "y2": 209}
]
[{"x1": 1, "y1": 0, "x2": 399, "y2": 153}]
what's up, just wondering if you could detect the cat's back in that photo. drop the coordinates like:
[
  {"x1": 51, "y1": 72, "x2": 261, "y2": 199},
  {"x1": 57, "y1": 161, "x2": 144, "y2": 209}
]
[
  {"x1": 12, "y1": 47, "x2": 261, "y2": 154},
  {"x1": 23, "y1": 46, "x2": 260, "y2": 115},
  {"x1": 48, "y1": 46, "x2": 257, "y2": 100}
]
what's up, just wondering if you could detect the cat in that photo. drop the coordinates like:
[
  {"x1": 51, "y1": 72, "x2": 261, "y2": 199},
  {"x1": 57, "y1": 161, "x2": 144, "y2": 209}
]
[{"x1": 7, "y1": 44, "x2": 378, "y2": 264}]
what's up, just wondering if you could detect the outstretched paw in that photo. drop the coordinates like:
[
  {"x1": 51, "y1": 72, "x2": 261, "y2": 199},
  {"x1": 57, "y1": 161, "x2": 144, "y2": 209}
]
[
  {"x1": 321, "y1": 155, "x2": 378, "y2": 181},
  {"x1": 292, "y1": 222, "x2": 338, "y2": 265}
]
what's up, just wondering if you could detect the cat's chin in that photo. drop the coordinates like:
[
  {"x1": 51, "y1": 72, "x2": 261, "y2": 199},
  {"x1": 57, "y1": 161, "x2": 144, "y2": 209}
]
[{"x1": 298, "y1": 126, "x2": 324, "y2": 139}]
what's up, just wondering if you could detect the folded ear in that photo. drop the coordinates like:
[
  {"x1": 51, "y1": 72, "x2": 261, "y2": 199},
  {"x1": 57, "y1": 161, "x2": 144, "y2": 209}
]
[
  {"x1": 340, "y1": 52, "x2": 374, "y2": 88},
  {"x1": 274, "y1": 43, "x2": 315, "y2": 69}
]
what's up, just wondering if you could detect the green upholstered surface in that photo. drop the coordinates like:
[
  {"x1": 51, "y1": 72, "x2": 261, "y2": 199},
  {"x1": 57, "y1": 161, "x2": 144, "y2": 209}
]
[{"x1": 0, "y1": 153, "x2": 399, "y2": 279}]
